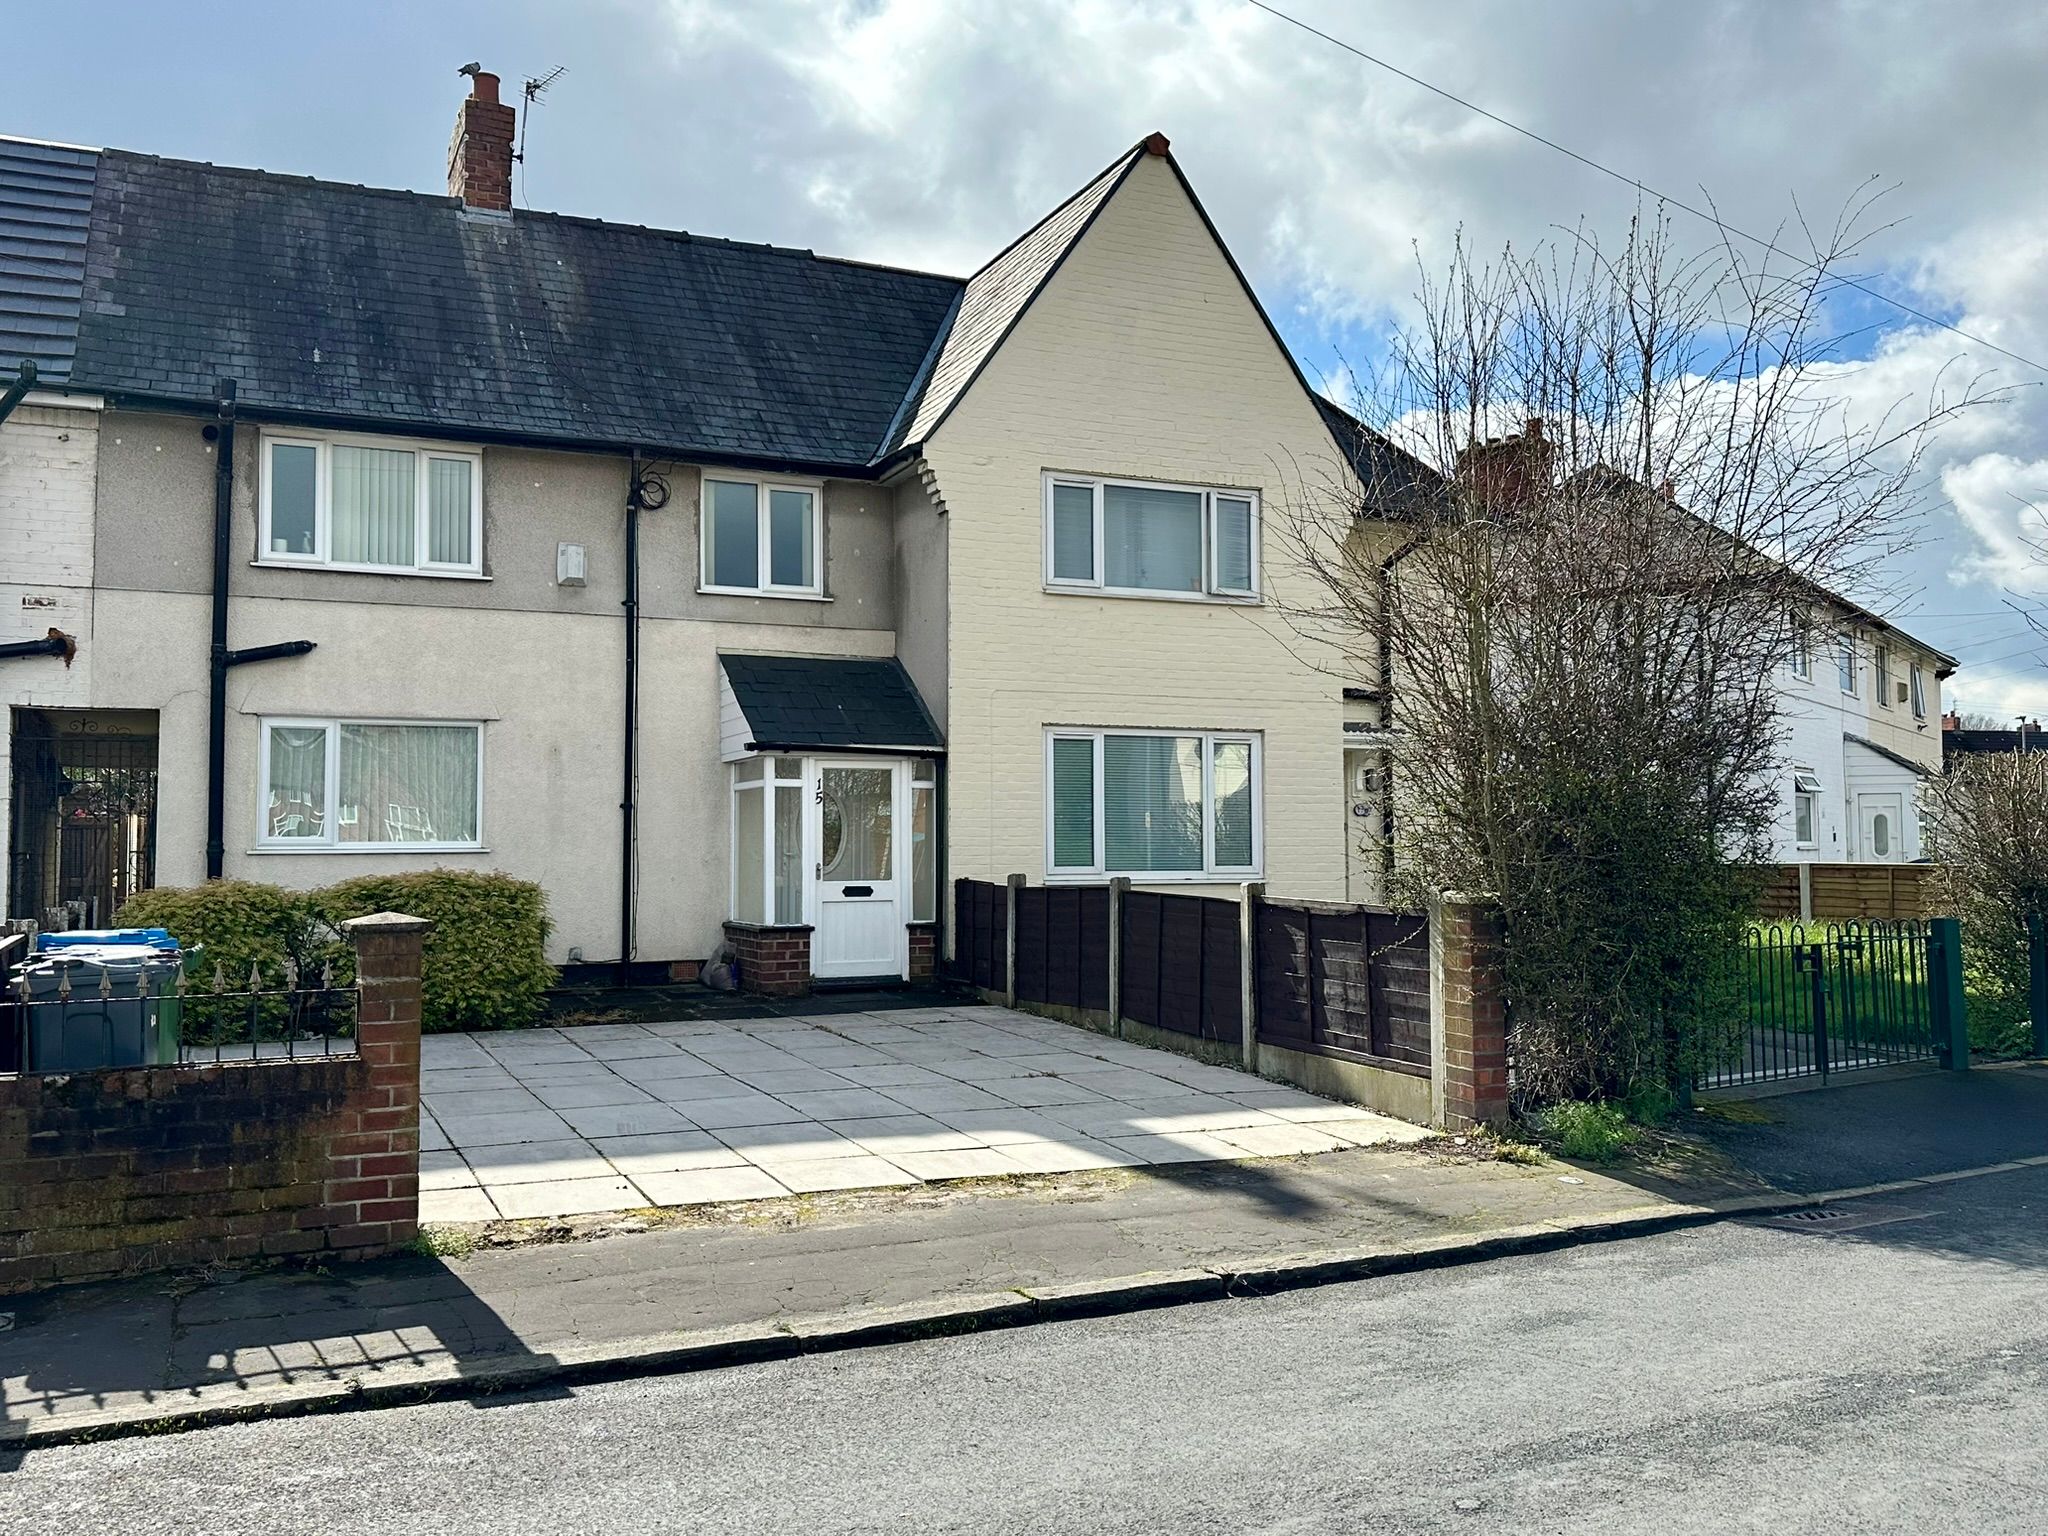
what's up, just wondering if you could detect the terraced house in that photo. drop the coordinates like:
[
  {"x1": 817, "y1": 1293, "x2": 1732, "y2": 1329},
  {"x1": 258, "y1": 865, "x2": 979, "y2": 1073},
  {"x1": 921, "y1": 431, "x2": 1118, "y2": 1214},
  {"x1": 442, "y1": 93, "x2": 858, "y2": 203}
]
[{"x1": 1, "y1": 72, "x2": 1387, "y2": 987}]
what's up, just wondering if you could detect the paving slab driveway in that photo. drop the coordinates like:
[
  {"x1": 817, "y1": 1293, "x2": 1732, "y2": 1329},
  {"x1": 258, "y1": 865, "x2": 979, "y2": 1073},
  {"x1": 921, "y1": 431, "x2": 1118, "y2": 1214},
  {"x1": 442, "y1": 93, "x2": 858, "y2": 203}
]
[{"x1": 420, "y1": 1004, "x2": 1427, "y2": 1221}]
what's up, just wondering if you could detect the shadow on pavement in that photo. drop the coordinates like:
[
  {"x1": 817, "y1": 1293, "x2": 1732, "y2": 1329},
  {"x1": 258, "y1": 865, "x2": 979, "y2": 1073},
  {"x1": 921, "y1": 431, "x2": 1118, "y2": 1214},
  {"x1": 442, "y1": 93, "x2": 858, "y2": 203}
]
[{"x1": 0, "y1": 1249, "x2": 566, "y2": 1468}]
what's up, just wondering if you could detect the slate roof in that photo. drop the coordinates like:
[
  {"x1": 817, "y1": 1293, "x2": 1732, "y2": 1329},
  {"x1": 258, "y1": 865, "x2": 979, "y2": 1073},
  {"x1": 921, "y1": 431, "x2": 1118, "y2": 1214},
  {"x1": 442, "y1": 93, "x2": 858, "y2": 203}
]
[
  {"x1": 1843, "y1": 733, "x2": 1936, "y2": 777},
  {"x1": 1315, "y1": 396, "x2": 1443, "y2": 514},
  {"x1": 0, "y1": 139, "x2": 97, "y2": 386},
  {"x1": 56, "y1": 148, "x2": 965, "y2": 469},
  {"x1": 720, "y1": 654, "x2": 944, "y2": 751}
]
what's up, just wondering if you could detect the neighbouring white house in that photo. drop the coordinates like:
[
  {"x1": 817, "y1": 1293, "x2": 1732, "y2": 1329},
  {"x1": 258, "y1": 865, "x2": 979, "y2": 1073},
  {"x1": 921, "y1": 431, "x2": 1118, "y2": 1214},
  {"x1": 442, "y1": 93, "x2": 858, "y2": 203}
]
[
  {"x1": 1774, "y1": 600, "x2": 1952, "y2": 865},
  {"x1": 0, "y1": 76, "x2": 1384, "y2": 991}
]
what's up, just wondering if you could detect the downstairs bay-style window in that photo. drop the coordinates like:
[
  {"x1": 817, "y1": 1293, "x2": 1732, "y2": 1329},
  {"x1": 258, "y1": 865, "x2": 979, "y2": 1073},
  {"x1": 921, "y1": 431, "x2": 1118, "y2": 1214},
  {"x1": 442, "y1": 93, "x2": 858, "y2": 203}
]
[
  {"x1": 1046, "y1": 729, "x2": 1260, "y2": 880},
  {"x1": 731, "y1": 756, "x2": 806, "y2": 924},
  {"x1": 1044, "y1": 474, "x2": 1259, "y2": 600},
  {"x1": 701, "y1": 474, "x2": 823, "y2": 597},
  {"x1": 261, "y1": 432, "x2": 482, "y2": 575},
  {"x1": 260, "y1": 719, "x2": 482, "y2": 850}
]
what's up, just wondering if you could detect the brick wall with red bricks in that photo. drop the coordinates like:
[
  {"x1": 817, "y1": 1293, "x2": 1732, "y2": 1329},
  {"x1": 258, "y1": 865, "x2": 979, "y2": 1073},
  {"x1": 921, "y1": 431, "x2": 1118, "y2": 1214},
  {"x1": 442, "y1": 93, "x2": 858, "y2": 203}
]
[
  {"x1": 907, "y1": 922, "x2": 936, "y2": 981},
  {"x1": 1438, "y1": 898, "x2": 1509, "y2": 1128},
  {"x1": 0, "y1": 912, "x2": 428, "y2": 1295},
  {"x1": 722, "y1": 921, "x2": 814, "y2": 997}
]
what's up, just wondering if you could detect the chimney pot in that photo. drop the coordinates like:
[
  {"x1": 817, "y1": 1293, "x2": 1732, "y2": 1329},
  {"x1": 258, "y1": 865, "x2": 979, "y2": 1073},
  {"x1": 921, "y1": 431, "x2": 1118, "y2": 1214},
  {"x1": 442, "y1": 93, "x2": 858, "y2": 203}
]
[
  {"x1": 1142, "y1": 131, "x2": 1171, "y2": 157},
  {"x1": 1525, "y1": 417, "x2": 1544, "y2": 440},
  {"x1": 470, "y1": 70, "x2": 501, "y2": 105}
]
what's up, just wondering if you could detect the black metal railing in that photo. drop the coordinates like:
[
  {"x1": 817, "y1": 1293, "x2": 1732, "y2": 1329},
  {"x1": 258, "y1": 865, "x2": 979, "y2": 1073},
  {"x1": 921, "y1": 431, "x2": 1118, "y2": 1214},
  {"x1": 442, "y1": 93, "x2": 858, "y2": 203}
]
[
  {"x1": 1700, "y1": 919, "x2": 1936, "y2": 1089},
  {"x1": 5, "y1": 953, "x2": 357, "y2": 1074}
]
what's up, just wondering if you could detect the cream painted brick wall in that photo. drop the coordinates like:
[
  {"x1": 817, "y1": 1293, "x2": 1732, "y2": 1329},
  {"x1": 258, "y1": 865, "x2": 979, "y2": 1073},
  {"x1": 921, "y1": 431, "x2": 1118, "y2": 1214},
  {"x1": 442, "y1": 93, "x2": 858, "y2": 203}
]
[
  {"x1": 0, "y1": 403, "x2": 97, "y2": 626},
  {"x1": 925, "y1": 153, "x2": 1355, "y2": 904}
]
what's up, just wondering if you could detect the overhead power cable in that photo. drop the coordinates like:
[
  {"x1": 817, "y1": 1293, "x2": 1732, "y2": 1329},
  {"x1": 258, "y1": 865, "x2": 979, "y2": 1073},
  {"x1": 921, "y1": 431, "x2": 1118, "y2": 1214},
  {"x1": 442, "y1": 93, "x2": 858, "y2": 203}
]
[{"x1": 1244, "y1": 0, "x2": 2048, "y2": 377}]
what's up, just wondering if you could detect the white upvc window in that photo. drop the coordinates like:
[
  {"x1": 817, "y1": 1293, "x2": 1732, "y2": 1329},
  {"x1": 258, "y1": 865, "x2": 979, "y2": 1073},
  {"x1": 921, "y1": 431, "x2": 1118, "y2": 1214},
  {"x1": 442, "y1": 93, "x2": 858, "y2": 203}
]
[
  {"x1": 700, "y1": 472, "x2": 824, "y2": 598},
  {"x1": 258, "y1": 718, "x2": 483, "y2": 851},
  {"x1": 1836, "y1": 635, "x2": 1858, "y2": 696},
  {"x1": 1910, "y1": 662, "x2": 1927, "y2": 719},
  {"x1": 730, "y1": 756, "x2": 807, "y2": 924},
  {"x1": 1874, "y1": 644, "x2": 1892, "y2": 709},
  {"x1": 1045, "y1": 728, "x2": 1262, "y2": 881},
  {"x1": 910, "y1": 758, "x2": 939, "y2": 924},
  {"x1": 1043, "y1": 473, "x2": 1260, "y2": 601},
  {"x1": 260, "y1": 431, "x2": 483, "y2": 576},
  {"x1": 1792, "y1": 769, "x2": 1822, "y2": 848},
  {"x1": 1790, "y1": 614, "x2": 1811, "y2": 679}
]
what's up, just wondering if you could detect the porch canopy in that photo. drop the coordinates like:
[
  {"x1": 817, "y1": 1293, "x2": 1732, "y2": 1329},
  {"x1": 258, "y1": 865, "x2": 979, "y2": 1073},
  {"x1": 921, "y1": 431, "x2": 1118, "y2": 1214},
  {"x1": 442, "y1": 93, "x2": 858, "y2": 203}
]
[{"x1": 718, "y1": 653, "x2": 944, "y2": 757}]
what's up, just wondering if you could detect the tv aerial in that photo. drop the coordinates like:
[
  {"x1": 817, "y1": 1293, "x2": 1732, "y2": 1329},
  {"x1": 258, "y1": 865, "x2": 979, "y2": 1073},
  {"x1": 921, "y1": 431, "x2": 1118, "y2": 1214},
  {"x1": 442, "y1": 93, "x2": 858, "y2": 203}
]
[{"x1": 515, "y1": 66, "x2": 568, "y2": 166}]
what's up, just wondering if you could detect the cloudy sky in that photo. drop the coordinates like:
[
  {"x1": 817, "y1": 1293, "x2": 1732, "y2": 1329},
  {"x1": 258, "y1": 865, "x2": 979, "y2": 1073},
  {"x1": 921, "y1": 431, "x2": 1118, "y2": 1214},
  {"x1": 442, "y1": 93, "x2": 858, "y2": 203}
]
[{"x1": 13, "y1": 0, "x2": 2048, "y2": 715}]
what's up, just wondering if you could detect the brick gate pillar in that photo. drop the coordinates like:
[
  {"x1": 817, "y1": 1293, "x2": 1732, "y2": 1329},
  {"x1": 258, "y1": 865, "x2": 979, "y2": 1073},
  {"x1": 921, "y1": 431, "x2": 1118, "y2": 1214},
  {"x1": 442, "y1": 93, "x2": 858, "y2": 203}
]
[
  {"x1": 340, "y1": 912, "x2": 430, "y2": 1250},
  {"x1": 1431, "y1": 895, "x2": 1509, "y2": 1129}
]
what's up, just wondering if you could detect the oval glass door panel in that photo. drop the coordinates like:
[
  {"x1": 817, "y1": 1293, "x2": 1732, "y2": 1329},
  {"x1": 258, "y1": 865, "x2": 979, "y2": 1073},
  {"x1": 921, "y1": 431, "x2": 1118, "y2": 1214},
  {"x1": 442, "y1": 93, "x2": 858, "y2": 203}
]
[
  {"x1": 821, "y1": 768, "x2": 893, "y2": 881},
  {"x1": 813, "y1": 764, "x2": 901, "y2": 979}
]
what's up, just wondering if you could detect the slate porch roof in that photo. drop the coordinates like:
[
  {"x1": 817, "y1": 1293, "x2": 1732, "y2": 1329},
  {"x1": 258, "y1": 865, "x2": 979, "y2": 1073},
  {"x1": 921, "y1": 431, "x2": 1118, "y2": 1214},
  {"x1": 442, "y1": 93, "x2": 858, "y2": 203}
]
[{"x1": 720, "y1": 654, "x2": 944, "y2": 753}]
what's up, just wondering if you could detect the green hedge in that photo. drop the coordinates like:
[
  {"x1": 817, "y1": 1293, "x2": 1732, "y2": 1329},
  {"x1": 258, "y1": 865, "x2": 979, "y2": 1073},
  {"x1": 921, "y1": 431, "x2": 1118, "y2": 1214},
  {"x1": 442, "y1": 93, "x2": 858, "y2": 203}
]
[{"x1": 116, "y1": 869, "x2": 554, "y2": 1034}]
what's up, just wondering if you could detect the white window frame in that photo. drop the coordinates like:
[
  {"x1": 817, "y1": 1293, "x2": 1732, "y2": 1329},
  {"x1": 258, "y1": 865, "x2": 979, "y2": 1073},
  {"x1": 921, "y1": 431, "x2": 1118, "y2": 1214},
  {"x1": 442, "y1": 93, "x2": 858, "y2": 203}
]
[
  {"x1": 699, "y1": 471, "x2": 826, "y2": 599},
  {"x1": 255, "y1": 716, "x2": 484, "y2": 853},
  {"x1": 1790, "y1": 614, "x2": 1810, "y2": 679},
  {"x1": 1910, "y1": 662, "x2": 1927, "y2": 719},
  {"x1": 729, "y1": 755, "x2": 807, "y2": 923},
  {"x1": 258, "y1": 429, "x2": 484, "y2": 577},
  {"x1": 909, "y1": 758, "x2": 939, "y2": 925},
  {"x1": 1043, "y1": 727, "x2": 1263, "y2": 882},
  {"x1": 1837, "y1": 635, "x2": 1858, "y2": 697},
  {"x1": 1874, "y1": 644, "x2": 1892, "y2": 709},
  {"x1": 1042, "y1": 473, "x2": 1262, "y2": 603},
  {"x1": 1792, "y1": 769, "x2": 1823, "y2": 849}
]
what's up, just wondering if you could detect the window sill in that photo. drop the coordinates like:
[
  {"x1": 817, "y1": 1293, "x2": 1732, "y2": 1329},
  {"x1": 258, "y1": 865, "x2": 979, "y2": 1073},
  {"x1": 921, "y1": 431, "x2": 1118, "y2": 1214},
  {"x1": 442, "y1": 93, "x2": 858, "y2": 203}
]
[
  {"x1": 253, "y1": 560, "x2": 491, "y2": 582},
  {"x1": 247, "y1": 844, "x2": 489, "y2": 856},
  {"x1": 1044, "y1": 870, "x2": 1263, "y2": 885},
  {"x1": 1043, "y1": 585, "x2": 1261, "y2": 607},
  {"x1": 698, "y1": 586, "x2": 832, "y2": 602}
]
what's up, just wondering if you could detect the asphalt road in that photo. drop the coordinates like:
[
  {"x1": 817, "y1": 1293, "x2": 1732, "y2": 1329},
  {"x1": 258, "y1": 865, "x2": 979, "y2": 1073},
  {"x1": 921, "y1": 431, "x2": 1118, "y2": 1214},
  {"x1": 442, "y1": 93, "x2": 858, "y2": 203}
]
[{"x1": 7, "y1": 1164, "x2": 2045, "y2": 1535}]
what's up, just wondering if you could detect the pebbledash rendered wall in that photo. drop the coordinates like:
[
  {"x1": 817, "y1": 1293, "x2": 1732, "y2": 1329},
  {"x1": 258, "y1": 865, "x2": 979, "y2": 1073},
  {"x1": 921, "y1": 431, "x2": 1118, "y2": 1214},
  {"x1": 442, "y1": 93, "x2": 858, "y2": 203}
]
[{"x1": 0, "y1": 913, "x2": 427, "y2": 1295}]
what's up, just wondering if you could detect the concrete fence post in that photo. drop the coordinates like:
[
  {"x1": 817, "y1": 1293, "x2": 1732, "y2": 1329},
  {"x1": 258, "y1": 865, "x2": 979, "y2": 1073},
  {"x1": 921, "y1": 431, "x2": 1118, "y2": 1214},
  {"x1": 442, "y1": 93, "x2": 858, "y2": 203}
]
[
  {"x1": 1002, "y1": 873, "x2": 1024, "y2": 1011},
  {"x1": 1927, "y1": 916, "x2": 1971, "y2": 1071},
  {"x1": 341, "y1": 911, "x2": 430, "y2": 1248},
  {"x1": 1239, "y1": 881, "x2": 1264, "y2": 1070},
  {"x1": 1108, "y1": 876, "x2": 1130, "y2": 1039},
  {"x1": 1797, "y1": 863, "x2": 1813, "y2": 923},
  {"x1": 1429, "y1": 894, "x2": 1509, "y2": 1128}
]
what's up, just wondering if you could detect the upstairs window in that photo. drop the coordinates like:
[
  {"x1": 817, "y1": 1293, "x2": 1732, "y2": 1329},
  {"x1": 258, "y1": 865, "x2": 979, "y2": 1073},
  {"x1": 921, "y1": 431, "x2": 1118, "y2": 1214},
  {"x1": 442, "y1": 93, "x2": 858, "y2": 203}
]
[
  {"x1": 261, "y1": 432, "x2": 482, "y2": 576},
  {"x1": 1045, "y1": 474, "x2": 1259, "y2": 600},
  {"x1": 701, "y1": 474, "x2": 823, "y2": 597},
  {"x1": 1836, "y1": 635, "x2": 1858, "y2": 696},
  {"x1": 1910, "y1": 663, "x2": 1927, "y2": 719},
  {"x1": 1874, "y1": 644, "x2": 1892, "y2": 708},
  {"x1": 1789, "y1": 614, "x2": 1811, "y2": 679}
]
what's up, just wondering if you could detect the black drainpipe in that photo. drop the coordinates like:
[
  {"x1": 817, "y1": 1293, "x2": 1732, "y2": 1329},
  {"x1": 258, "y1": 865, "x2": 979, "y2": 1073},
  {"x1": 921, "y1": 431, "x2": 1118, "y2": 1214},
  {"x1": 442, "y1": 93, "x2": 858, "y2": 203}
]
[
  {"x1": 204, "y1": 380, "x2": 316, "y2": 879},
  {"x1": 618, "y1": 454, "x2": 644, "y2": 986},
  {"x1": 0, "y1": 359, "x2": 37, "y2": 428},
  {"x1": 205, "y1": 379, "x2": 239, "y2": 880}
]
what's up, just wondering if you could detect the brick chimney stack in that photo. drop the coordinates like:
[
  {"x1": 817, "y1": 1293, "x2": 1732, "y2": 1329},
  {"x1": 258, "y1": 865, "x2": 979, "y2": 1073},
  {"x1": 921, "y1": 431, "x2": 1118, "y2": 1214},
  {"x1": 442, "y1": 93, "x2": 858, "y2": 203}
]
[
  {"x1": 1455, "y1": 417, "x2": 1556, "y2": 513},
  {"x1": 447, "y1": 67, "x2": 516, "y2": 212}
]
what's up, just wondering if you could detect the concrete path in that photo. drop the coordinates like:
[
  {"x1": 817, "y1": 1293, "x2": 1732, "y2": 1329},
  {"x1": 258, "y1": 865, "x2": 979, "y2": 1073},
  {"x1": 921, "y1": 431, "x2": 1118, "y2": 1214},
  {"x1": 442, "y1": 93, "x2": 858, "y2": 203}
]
[
  {"x1": 422, "y1": 1004, "x2": 1426, "y2": 1222},
  {"x1": 0, "y1": 1140, "x2": 1681, "y2": 1447},
  {"x1": 18, "y1": 1165, "x2": 2040, "y2": 1532}
]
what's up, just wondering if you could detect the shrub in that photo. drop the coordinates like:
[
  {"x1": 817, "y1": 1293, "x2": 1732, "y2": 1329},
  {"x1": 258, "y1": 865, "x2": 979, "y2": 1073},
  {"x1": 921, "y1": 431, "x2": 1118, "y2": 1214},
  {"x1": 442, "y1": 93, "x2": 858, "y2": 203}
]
[
  {"x1": 314, "y1": 869, "x2": 555, "y2": 1033},
  {"x1": 1924, "y1": 752, "x2": 2048, "y2": 1059},
  {"x1": 1532, "y1": 1100, "x2": 1637, "y2": 1163},
  {"x1": 114, "y1": 879, "x2": 345, "y2": 1043},
  {"x1": 118, "y1": 869, "x2": 555, "y2": 1035}
]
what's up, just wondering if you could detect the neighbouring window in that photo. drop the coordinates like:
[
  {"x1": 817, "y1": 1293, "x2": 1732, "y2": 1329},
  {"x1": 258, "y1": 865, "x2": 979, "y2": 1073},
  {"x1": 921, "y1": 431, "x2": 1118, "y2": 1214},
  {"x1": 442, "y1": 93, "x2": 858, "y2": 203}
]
[
  {"x1": 1790, "y1": 614, "x2": 1811, "y2": 679},
  {"x1": 1044, "y1": 474, "x2": 1261, "y2": 600},
  {"x1": 259, "y1": 719, "x2": 481, "y2": 849},
  {"x1": 1793, "y1": 769, "x2": 1822, "y2": 847},
  {"x1": 701, "y1": 474, "x2": 822, "y2": 596},
  {"x1": 1910, "y1": 663, "x2": 1927, "y2": 719},
  {"x1": 1874, "y1": 644, "x2": 1892, "y2": 708},
  {"x1": 1836, "y1": 635, "x2": 1858, "y2": 695},
  {"x1": 260, "y1": 432, "x2": 482, "y2": 575},
  {"x1": 731, "y1": 756, "x2": 805, "y2": 924},
  {"x1": 910, "y1": 759, "x2": 938, "y2": 924},
  {"x1": 1046, "y1": 729, "x2": 1260, "y2": 878}
]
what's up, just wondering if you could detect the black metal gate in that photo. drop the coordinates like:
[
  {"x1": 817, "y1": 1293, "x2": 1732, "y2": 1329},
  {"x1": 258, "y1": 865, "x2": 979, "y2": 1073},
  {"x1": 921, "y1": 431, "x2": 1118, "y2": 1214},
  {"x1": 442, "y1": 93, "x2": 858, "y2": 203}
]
[
  {"x1": 7, "y1": 708, "x2": 160, "y2": 926},
  {"x1": 1701, "y1": 919, "x2": 1938, "y2": 1090}
]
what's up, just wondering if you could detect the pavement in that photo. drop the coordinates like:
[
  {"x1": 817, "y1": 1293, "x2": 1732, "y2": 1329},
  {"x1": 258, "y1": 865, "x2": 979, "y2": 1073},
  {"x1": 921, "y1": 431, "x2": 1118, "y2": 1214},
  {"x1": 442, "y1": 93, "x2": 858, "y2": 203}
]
[
  {"x1": 0, "y1": 1137, "x2": 1699, "y2": 1449},
  {"x1": 10, "y1": 1161, "x2": 2045, "y2": 1532},
  {"x1": 420, "y1": 1004, "x2": 1427, "y2": 1223}
]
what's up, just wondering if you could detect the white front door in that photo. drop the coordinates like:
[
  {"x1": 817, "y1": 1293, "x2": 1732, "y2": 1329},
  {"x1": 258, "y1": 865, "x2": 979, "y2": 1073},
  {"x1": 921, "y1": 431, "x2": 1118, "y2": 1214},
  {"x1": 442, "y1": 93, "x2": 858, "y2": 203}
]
[
  {"x1": 1856, "y1": 792, "x2": 1904, "y2": 863},
  {"x1": 810, "y1": 760, "x2": 905, "y2": 978}
]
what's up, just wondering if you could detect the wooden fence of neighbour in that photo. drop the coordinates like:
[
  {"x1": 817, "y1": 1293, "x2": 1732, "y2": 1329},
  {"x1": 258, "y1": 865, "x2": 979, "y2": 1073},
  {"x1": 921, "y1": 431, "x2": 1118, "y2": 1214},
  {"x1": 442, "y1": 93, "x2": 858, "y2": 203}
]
[
  {"x1": 1757, "y1": 863, "x2": 1941, "y2": 922},
  {"x1": 950, "y1": 876, "x2": 1431, "y2": 1077}
]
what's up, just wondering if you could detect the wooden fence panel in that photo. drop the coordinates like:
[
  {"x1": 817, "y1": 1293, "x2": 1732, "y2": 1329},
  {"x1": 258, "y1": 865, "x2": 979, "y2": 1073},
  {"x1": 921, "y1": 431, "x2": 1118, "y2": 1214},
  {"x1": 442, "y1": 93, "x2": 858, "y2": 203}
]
[
  {"x1": 951, "y1": 878, "x2": 1007, "y2": 992},
  {"x1": 1756, "y1": 863, "x2": 1939, "y2": 921}
]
